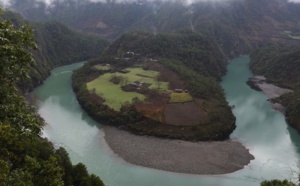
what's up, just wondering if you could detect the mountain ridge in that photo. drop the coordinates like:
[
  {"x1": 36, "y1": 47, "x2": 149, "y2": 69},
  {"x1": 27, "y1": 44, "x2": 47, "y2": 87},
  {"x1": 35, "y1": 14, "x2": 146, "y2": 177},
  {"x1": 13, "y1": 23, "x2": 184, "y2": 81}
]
[{"x1": 8, "y1": 0, "x2": 300, "y2": 57}]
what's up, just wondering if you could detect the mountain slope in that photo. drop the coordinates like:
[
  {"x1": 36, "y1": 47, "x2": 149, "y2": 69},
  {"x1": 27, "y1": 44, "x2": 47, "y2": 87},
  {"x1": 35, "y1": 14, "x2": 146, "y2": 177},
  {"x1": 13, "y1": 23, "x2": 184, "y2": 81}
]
[
  {"x1": 1, "y1": 10, "x2": 110, "y2": 91},
  {"x1": 103, "y1": 30, "x2": 227, "y2": 80},
  {"x1": 8, "y1": 0, "x2": 300, "y2": 57}
]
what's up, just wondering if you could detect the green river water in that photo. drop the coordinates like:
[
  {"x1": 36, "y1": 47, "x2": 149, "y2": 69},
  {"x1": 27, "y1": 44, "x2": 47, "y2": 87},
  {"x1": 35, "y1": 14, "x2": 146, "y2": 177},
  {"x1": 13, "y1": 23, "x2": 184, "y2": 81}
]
[{"x1": 34, "y1": 56, "x2": 300, "y2": 186}]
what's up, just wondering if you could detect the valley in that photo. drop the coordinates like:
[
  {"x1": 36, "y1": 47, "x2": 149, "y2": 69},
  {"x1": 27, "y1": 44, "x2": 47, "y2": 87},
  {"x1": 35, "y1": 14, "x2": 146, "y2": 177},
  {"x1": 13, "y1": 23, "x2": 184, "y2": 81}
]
[{"x1": 1, "y1": 0, "x2": 300, "y2": 185}]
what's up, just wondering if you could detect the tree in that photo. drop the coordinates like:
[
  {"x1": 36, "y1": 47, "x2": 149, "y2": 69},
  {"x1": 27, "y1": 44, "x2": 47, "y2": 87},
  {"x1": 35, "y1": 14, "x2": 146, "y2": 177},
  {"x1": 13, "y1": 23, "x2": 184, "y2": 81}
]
[
  {"x1": 0, "y1": 10, "x2": 105, "y2": 185},
  {"x1": 0, "y1": 10, "x2": 43, "y2": 136},
  {"x1": 261, "y1": 179, "x2": 297, "y2": 186}
]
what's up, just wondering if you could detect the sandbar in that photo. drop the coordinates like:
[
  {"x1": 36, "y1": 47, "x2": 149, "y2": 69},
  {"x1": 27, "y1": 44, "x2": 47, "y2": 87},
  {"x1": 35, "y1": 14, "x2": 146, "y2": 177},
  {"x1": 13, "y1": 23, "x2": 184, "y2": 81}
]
[{"x1": 103, "y1": 126, "x2": 254, "y2": 175}]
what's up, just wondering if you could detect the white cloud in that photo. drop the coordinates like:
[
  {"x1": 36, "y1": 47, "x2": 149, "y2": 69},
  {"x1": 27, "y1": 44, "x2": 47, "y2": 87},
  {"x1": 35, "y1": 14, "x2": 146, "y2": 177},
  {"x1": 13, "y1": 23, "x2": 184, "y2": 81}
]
[
  {"x1": 288, "y1": 0, "x2": 300, "y2": 2},
  {"x1": 0, "y1": 0, "x2": 11, "y2": 7}
]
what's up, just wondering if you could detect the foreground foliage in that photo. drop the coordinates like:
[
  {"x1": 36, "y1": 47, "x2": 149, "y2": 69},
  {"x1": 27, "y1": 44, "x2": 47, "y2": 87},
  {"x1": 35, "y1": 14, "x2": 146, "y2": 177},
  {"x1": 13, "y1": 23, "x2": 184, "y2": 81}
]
[
  {"x1": 0, "y1": 11, "x2": 104, "y2": 186},
  {"x1": 261, "y1": 179, "x2": 297, "y2": 186}
]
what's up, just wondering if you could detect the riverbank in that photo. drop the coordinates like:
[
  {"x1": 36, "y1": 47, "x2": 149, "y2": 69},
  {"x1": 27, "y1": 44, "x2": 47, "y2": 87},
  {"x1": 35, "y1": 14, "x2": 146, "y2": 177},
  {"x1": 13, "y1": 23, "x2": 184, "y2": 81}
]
[
  {"x1": 103, "y1": 126, "x2": 254, "y2": 175},
  {"x1": 247, "y1": 76, "x2": 293, "y2": 113}
]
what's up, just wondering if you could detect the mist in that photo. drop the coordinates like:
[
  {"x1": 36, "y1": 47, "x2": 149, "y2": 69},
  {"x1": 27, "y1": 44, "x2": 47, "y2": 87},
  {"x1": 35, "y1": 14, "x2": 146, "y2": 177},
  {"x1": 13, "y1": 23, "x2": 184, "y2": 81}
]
[
  {"x1": 0, "y1": 0, "x2": 267, "y2": 8},
  {"x1": 0, "y1": 0, "x2": 299, "y2": 9}
]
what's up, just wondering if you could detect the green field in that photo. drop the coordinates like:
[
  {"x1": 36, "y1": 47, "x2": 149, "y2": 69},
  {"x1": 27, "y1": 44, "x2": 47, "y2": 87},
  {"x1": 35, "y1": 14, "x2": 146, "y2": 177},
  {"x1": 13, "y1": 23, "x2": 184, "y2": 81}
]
[
  {"x1": 93, "y1": 64, "x2": 111, "y2": 70},
  {"x1": 124, "y1": 68, "x2": 169, "y2": 90},
  {"x1": 169, "y1": 92, "x2": 193, "y2": 103},
  {"x1": 86, "y1": 67, "x2": 169, "y2": 110}
]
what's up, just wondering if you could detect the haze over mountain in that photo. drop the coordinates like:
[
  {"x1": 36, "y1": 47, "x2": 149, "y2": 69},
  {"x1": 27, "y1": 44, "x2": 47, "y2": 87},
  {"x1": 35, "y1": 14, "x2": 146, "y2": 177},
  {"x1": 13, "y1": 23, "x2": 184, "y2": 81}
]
[{"x1": 2, "y1": 0, "x2": 300, "y2": 58}]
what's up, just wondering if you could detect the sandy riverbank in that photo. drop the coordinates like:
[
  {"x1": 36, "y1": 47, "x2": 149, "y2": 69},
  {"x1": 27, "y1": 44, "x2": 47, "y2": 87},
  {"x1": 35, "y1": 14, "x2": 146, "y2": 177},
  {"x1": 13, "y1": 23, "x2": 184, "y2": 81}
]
[
  {"x1": 103, "y1": 126, "x2": 254, "y2": 175},
  {"x1": 247, "y1": 76, "x2": 293, "y2": 112}
]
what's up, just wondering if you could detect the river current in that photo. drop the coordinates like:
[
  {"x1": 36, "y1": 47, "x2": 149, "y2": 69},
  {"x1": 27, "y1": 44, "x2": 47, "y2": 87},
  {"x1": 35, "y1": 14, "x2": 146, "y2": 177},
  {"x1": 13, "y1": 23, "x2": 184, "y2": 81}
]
[{"x1": 34, "y1": 56, "x2": 300, "y2": 186}]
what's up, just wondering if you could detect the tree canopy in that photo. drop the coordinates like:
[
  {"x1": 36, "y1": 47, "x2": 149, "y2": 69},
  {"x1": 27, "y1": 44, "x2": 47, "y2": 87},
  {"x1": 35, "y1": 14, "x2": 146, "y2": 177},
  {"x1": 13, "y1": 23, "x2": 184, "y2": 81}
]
[{"x1": 0, "y1": 10, "x2": 104, "y2": 186}]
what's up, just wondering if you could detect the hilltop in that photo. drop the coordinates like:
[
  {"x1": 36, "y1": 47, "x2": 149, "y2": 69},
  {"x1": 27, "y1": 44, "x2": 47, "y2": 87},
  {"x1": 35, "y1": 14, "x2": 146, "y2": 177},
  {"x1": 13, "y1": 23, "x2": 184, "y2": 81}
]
[{"x1": 72, "y1": 31, "x2": 236, "y2": 141}]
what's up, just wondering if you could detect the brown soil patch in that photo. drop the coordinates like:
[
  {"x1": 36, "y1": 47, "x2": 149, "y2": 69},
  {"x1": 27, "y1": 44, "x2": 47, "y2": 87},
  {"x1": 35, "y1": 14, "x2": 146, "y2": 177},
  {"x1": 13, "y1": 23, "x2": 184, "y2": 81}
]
[
  {"x1": 164, "y1": 102, "x2": 208, "y2": 126},
  {"x1": 143, "y1": 62, "x2": 186, "y2": 90},
  {"x1": 135, "y1": 103, "x2": 165, "y2": 122},
  {"x1": 89, "y1": 93, "x2": 105, "y2": 104},
  {"x1": 135, "y1": 93, "x2": 169, "y2": 122}
]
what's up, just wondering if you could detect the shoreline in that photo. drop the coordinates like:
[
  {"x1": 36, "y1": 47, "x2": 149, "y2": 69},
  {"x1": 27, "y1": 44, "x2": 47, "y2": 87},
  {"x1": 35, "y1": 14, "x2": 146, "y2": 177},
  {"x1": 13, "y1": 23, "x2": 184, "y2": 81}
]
[
  {"x1": 247, "y1": 76, "x2": 293, "y2": 113},
  {"x1": 103, "y1": 125, "x2": 254, "y2": 175}
]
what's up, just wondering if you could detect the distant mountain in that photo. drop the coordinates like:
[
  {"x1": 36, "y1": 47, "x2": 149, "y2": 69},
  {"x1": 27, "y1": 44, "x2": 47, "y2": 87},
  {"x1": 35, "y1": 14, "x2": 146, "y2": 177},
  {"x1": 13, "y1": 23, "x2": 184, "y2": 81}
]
[
  {"x1": 8, "y1": 0, "x2": 300, "y2": 57},
  {"x1": 1, "y1": 11, "x2": 109, "y2": 90}
]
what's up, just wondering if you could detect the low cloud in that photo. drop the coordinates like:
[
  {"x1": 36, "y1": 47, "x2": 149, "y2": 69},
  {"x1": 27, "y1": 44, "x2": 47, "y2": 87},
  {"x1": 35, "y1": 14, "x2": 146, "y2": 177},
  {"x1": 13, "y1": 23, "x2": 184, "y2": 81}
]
[
  {"x1": 288, "y1": 0, "x2": 300, "y2": 2},
  {"x1": 1, "y1": 0, "x2": 299, "y2": 8},
  {"x1": 0, "y1": 0, "x2": 241, "y2": 7},
  {"x1": 0, "y1": 0, "x2": 10, "y2": 7}
]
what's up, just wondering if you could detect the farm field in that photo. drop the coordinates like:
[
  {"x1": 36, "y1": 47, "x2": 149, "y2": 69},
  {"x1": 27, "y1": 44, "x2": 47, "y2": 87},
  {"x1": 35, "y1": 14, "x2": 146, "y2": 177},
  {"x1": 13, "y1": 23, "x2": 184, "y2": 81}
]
[
  {"x1": 86, "y1": 67, "x2": 169, "y2": 110},
  {"x1": 93, "y1": 64, "x2": 111, "y2": 70},
  {"x1": 169, "y1": 92, "x2": 193, "y2": 103}
]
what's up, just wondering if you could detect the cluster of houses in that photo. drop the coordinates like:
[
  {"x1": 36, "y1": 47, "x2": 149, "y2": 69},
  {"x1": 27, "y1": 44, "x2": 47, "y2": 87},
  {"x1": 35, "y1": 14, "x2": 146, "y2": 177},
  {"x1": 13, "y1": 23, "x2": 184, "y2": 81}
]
[
  {"x1": 120, "y1": 51, "x2": 159, "y2": 63},
  {"x1": 131, "y1": 81, "x2": 144, "y2": 90}
]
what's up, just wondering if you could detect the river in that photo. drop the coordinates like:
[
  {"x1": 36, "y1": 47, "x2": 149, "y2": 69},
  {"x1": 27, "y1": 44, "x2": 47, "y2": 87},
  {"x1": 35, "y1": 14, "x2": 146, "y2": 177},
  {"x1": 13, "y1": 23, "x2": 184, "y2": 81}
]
[{"x1": 33, "y1": 56, "x2": 300, "y2": 186}]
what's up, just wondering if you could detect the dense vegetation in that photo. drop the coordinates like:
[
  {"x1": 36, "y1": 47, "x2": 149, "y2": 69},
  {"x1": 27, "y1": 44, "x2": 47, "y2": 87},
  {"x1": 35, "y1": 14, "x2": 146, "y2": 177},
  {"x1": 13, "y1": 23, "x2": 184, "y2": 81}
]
[
  {"x1": 250, "y1": 45, "x2": 300, "y2": 89},
  {"x1": 261, "y1": 179, "x2": 297, "y2": 186},
  {"x1": 0, "y1": 12, "x2": 104, "y2": 185},
  {"x1": 103, "y1": 31, "x2": 227, "y2": 80},
  {"x1": 72, "y1": 31, "x2": 235, "y2": 141},
  {"x1": 0, "y1": 11, "x2": 109, "y2": 91},
  {"x1": 250, "y1": 45, "x2": 300, "y2": 136}
]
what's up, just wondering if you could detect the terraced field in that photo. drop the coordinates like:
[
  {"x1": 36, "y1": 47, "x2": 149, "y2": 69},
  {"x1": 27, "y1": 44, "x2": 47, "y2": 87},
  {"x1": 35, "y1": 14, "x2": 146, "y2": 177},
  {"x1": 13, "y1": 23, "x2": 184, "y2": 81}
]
[
  {"x1": 86, "y1": 67, "x2": 168, "y2": 110},
  {"x1": 169, "y1": 92, "x2": 193, "y2": 103}
]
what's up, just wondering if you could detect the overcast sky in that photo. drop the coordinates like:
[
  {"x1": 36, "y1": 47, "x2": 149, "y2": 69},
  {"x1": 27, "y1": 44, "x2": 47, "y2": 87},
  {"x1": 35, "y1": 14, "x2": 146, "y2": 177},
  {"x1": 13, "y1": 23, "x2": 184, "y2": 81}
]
[{"x1": 0, "y1": 0, "x2": 300, "y2": 7}]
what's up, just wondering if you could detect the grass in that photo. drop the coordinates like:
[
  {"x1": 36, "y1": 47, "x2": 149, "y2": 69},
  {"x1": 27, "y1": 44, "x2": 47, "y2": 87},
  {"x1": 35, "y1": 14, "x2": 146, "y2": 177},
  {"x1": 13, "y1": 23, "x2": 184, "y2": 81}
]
[
  {"x1": 93, "y1": 64, "x2": 111, "y2": 71},
  {"x1": 87, "y1": 73, "x2": 145, "y2": 111},
  {"x1": 115, "y1": 68, "x2": 169, "y2": 90},
  {"x1": 86, "y1": 67, "x2": 169, "y2": 110},
  {"x1": 169, "y1": 92, "x2": 193, "y2": 103}
]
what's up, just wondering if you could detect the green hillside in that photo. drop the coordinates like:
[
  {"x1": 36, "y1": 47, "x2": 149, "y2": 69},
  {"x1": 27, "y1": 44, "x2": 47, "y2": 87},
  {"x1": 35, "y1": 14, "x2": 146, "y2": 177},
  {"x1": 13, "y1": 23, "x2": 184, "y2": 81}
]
[
  {"x1": 103, "y1": 31, "x2": 227, "y2": 80},
  {"x1": 250, "y1": 45, "x2": 300, "y2": 89},
  {"x1": 1, "y1": 11, "x2": 110, "y2": 91},
  {"x1": 72, "y1": 31, "x2": 235, "y2": 141}
]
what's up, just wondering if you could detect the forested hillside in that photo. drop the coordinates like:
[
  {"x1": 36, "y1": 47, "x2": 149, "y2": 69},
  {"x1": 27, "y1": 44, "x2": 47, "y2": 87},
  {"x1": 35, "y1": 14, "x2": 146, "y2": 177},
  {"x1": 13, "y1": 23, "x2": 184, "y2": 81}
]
[
  {"x1": 0, "y1": 11, "x2": 104, "y2": 185},
  {"x1": 72, "y1": 31, "x2": 235, "y2": 141},
  {"x1": 250, "y1": 45, "x2": 300, "y2": 89},
  {"x1": 250, "y1": 46, "x2": 300, "y2": 134},
  {"x1": 0, "y1": 11, "x2": 109, "y2": 91},
  {"x1": 104, "y1": 31, "x2": 227, "y2": 80}
]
